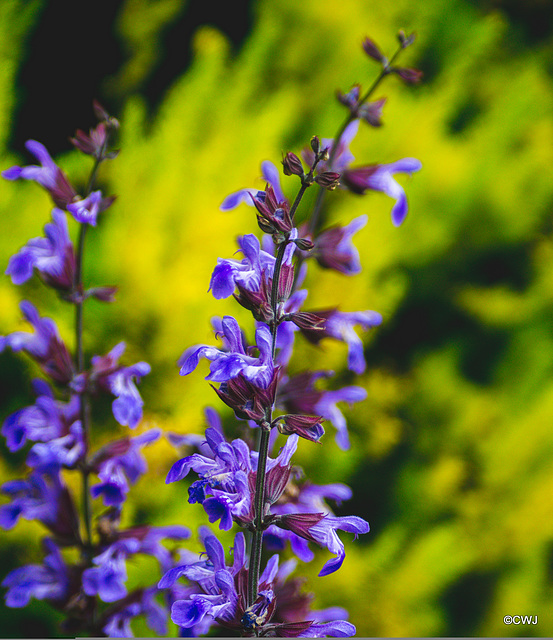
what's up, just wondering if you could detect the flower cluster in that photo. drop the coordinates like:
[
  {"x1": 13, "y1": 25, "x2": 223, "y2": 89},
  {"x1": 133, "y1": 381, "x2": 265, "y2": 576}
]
[
  {"x1": 1, "y1": 31, "x2": 421, "y2": 638},
  {"x1": 0, "y1": 104, "x2": 186, "y2": 636},
  {"x1": 159, "y1": 33, "x2": 421, "y2": 637}
]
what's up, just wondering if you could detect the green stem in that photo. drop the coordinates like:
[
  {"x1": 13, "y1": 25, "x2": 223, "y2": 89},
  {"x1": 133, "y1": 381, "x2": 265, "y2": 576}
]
[
  {"x1": 75, "y1": 154, "x2": 103, "y2": 558},
  {"x1": 247, "y1": 425, "x2": 271, "y2": 609},
  {"x1": 246, "y1": 156, "x2": 321, "y2": 615}
]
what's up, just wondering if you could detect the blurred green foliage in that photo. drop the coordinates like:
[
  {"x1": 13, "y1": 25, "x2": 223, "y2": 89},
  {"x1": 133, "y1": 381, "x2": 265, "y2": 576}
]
[{"x1": 1, "y1": 0, "x2": 553, "y2": 636}]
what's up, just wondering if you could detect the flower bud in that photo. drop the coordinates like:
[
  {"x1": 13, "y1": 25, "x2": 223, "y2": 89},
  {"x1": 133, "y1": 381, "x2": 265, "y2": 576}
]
[
  {"x1": 292, "y1": 237, "x2": 314, "y2": 251},
  {"x1": 282, "y1": 152, "x2": 304, "y2": 177},
  {"x1": 336, "y1": 84, "x2": 361, "y2": 110},
  {"x1": 362, "y1": 36, "x2": 385, "y2": 63},
  {"x1": 314, "y1": 171, "x2": 341, "y2": 190},
  {"x1": 87, "y1": 286, "x2": 118, "y2": 302},
  {"x1": 275, "y1": 414, "x2": 325, "y2": 443},
  {"x1": 358, "y1": 97, "x2": 386, "y2": 127},
  {"x1": 288, "y1": 312, "x2": 326, "y2": 331},
  {"x1": 391, "y1": 67, "x2": 423, "y2": 84},
  {"x1": 398, "y1": 30, "x2": 416, "y2": 48},
  {"x1": 310, "y1": 136, "x2": 321, "y2": 155}
]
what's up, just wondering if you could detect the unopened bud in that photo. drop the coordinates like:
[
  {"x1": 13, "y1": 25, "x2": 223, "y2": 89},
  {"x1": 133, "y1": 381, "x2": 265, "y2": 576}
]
[
  {"x1": 282, "y1": 152, "x2": 304, "y2": 177},
  {"x1": 314, "y1": 171, "x2": 340, "y2": 190},
  {"x1": 87, "y1": 286, "x2": 118, "y2": 302},
  {"x1": 398, "y1": 30, "x2": 416, "y2": 48},
  {"x1": 310, "y1": 135, "x2": 321, "y2": 155},
  {"x1": 392, "y1": 66, "x2": 423, "y2": 84},
  {"x1": 362, "y1": 36, "x2": 385, "y2": 63},
  {"x1": 293, "y1": 237, "x2": 315, "y2": 251},
  {"x1": 358, "y1": 97, "x2": 386, "y2": 127},
  {"x1": 289, "y1": 312, "x2": 326, "y2": 331}
]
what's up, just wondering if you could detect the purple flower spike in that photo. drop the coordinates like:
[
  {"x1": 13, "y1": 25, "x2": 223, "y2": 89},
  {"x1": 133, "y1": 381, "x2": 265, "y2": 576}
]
[
  {"x1": 342, "y1": 158, "x2": 422, "y2": 226},
  {"x1": 5, "y1": 208, "x2": 76, "y2": 290},
  {"x1": 2, "y1": 140, "x2": 77, "y2": 208}
]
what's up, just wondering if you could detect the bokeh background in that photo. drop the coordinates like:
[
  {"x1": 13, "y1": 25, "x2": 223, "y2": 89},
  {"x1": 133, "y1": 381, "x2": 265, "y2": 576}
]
[{"x1": 1, "y1": 0, "x2": 553, "y2": 636}]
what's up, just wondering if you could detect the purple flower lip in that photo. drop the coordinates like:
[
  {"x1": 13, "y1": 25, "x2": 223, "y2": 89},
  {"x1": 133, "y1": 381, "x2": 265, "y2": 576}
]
[
  {"x1": 1, "y1": 301, "x2": 75, "y2": 385},
  {"x1": 179, "y1": 316, "x2": 274, "y2": 389},
  {"x1": 2, "y1": 140, "x2": 77, "y2": 208},
  {"x1": 342, "y1": 158, "x2": 422, "y2": 226},
  {"x1": 5, "y1": 209, "x2": 76, "y2": 290}
]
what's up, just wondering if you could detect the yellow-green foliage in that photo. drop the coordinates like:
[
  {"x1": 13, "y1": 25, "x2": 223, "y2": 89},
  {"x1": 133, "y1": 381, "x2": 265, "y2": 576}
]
[{"x1": 1, "y1": 0, "x2": 553, "y2": 636}]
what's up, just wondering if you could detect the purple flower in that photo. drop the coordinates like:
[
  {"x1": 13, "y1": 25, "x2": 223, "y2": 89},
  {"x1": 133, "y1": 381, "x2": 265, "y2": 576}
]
[
  {"x1": 0, "y1": 469, "x2": 80, "y2": 542},
  {"x1": 90, "y1": 429, "x2": 161, "y2": 506},
  {"x1": 2, "y1": 140, "x2": 77, "y2": 208},
  {"x1": 83, "y1": 539, "x2": 140, "y2": 602},
  {"x1": 101, "y1": 587, "x2": 167, "y2": 637},
  {"x1": 159, "y1": 528, "x2": 246, "y2": 629},
  {"x1": 160, "y1": 528, "x2": 287, "y2": 634},
  {"x1": 87, "y1": 342, "x2": 150, "y2": 428},
  {"x1": 209, "y1": 234, "x2": 276, "y2": 300},
  {"x1": 311, "y1": 215, "x2": 367, "y2": 275},
  {"x1": 265, "y1": 476, "x2": 355, "y2": 566},
  {"x1": 179, "y1": 316, "x2": 274, "y2": 389},
  {"x1": 278, "y1": 372, "x2": 368, "y2": 450},
  {"x1": 1, "y1": 379, "x2": 79, "y2": 452},
  {"x1": 277, "y1": 513, "x2": 369, "y2": 577},
  {"x1": 0, "y1": 301, "x2": 74, "y2": 384},
  {"x1": 5, "y1": 208, "x2": 76, "y2": 289},
  {"x1": 102, "y1": 601, "x2": 141, "y2": 637},
  {"x1": 66, "y1": 190, "x2": 114, "y2": 226},
  {"x1": 66, "y1": 190, "x2": 101, "y2": 225},
  {"x1": 300, "y1": 620, "x2": 356, "y2": 637},
  {"x1": 83, "y1": 524, "x2": 190, "y2": 608},
  {"x1": 342, "y1": 158, "x2": 422, "y2": 226},
  {"x1": 2, "y1": 538, "x2": 69, "y2": 608},
  {"x1": 220, "y1": 160, "x2": 286, "y2": 211},
  {"x1": 166, "y1": 427, "x2": 253, "y2": 529},
  {"x1": 26, "y1": 421, "x2": 84, "y2": 471},
  {"x1": 300, "y1": 309, "x2": 382, "y2": 375}
]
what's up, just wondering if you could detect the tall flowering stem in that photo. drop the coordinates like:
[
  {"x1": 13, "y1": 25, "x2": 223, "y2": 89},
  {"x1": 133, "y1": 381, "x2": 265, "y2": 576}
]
[
  {"x1": 75, "y1": 149, "x2": 109, "y2": 559},
  {"x1": 164, "y1": 31, "x2": 422, "y2": 638},
  {"x1": 0, "y1": 105, "x2": 189, "y2": 636}
]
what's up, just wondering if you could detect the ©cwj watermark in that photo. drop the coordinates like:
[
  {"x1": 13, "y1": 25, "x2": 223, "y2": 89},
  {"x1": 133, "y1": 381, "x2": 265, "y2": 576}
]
[{"x1": 503, "y1": 615, "x2": 538, "y2": 625}]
